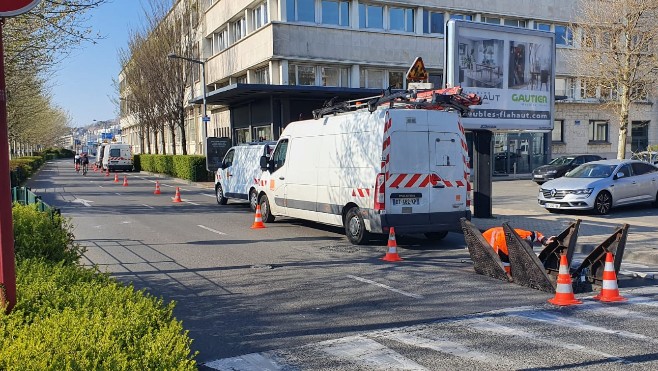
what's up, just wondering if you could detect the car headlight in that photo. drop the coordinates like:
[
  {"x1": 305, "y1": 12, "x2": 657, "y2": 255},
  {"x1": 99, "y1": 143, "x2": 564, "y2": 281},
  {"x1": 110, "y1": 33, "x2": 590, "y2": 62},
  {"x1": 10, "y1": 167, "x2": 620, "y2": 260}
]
[
  {"x1": 546, "y1": 170, "x2": 558, "y2": 174},
  {"x1": 566, "y1": 188, "x2": 593, "y2": 195}
]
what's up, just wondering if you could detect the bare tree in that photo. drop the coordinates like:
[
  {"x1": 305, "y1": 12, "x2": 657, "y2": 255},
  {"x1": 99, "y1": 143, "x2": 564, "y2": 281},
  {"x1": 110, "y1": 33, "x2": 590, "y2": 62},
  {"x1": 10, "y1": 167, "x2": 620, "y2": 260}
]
[{"x1": 570, "y1": 0, "x2": 658, "y2": 159}]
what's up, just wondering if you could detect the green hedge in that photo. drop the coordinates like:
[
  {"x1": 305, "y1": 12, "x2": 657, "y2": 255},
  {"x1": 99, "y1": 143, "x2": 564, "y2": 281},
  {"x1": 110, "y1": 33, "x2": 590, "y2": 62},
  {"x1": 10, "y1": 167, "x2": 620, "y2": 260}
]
[
  {"x1": 135, "y1": 154, "x2": 210, "y2": 182},
  {"x1": 9, "y1": 157, "x2": 42, "y2": 187},
  {"x1": 0, "y1": 259, "x2": 197, "y2": 370}
]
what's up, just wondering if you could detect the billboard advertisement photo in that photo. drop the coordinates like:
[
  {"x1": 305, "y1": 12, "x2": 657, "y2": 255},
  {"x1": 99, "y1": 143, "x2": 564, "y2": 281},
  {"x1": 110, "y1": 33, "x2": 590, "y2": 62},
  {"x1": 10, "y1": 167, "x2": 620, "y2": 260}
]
[{"x1": 446, "y1": 20, "x2": 555, "y2": 131}]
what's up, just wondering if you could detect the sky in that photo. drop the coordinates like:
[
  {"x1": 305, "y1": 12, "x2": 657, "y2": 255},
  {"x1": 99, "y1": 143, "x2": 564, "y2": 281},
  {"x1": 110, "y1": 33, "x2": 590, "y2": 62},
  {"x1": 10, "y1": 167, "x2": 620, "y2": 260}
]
[{"x1": 50, "y1": 0, "x2": 147, "y2": 128}]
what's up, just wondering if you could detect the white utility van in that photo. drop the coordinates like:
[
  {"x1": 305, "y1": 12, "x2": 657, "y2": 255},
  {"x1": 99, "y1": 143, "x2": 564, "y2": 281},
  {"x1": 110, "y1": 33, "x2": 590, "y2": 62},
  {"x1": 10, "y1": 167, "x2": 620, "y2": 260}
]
[
  {"x1": 102, "y1": 143, "x2": 133, "y2": 172},
  {"x1": 256, "y1": 92, "x2": 473, "y2": 245},
  {"x1": 215, "y1": 142, "x2": 276, "y2": 211}
]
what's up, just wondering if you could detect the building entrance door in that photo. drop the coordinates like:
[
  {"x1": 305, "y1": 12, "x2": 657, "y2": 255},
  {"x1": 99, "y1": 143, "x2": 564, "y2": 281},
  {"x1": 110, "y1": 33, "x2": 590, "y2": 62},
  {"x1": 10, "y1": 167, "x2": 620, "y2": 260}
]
[{"x1": 631, "y1": 121, "x2": 649, "y2": 152}]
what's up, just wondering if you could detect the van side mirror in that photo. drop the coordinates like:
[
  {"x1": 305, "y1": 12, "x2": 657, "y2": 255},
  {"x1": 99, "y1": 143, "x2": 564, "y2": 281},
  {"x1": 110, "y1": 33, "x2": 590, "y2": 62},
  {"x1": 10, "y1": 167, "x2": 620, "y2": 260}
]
[{"x1": 259, "y1": 155, "x2": 270, "y2": 171}]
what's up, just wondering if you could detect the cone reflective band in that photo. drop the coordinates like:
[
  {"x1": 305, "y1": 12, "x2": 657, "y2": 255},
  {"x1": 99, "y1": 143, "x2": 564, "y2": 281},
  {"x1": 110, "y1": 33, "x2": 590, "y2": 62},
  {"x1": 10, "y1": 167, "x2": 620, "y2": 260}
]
[
  {"x1": 594, "y1": 252, "x2": 626, "y2": 302},
  {"x1": 381, "y1": 227, "x2": 402, "y2": 262},
  {"x1": 0, "y1": 0, "x2": 41, "y2": 17}
]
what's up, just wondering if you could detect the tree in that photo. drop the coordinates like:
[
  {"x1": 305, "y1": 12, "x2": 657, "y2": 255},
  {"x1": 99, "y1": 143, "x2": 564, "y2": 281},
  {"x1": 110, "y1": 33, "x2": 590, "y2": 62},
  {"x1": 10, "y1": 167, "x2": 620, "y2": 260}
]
[{"x1": 570, "y1": 0, "x2": 658, "y2": 159}]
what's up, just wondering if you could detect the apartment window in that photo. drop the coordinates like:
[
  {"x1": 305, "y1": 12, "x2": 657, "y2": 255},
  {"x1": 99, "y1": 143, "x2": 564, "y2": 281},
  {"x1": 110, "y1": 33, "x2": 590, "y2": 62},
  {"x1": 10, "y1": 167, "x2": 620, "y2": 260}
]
[
  {"x1": 253, "y1": 125, "x2": 272, "y2": 142},
  {"x1": 289, "y1": 65, "x2": 316, "y2": 85},
  {"x1": 552, "y1": 120, "x2": 564, "y2": 142},
  {"x1": 360, "y1": 69, "x2": 384, "y2": 88},
  {"x1": 321, "y1": 66, "x2": 349, "y2": 87},
  {"x1": 253, "y1": 67, "x2": 269, "y2": 84},
  {"x1": 389, "y1": 71, "x2": 404, "y2": 89},
  {"x1": 321, "y1": 0, "x2": 349, "y2": 26},
  {"x1": 600, "y1": 83, "x2": 619, "y2": 101},
  {"x1": 389, "y1": 7, "x2": 414, "y2": 32},
  {"x1": 212, "y1": 28, "x2": 228, "y2": 55},
  {"x1": 191, "y1": 44, "x2": 200, "y2": 81},
  {"x1": 252, "y1": 2, "x2": 268, "y2": 30},
  {"x1": 231, "y1": 17, "x2": 246, "y2": 42},
  {"x1": 450, "y1": 14, "x2": 473, "y2": 21},
  {"x1": 504, "y1": 19, "x2": 526, "y2": 28},
  {"x1": 555, "y1": 77, "x2": 575, "y2": 98},
  {"x1": 535, "y1": 22, "x2": 550, "y2": 32},
  {"x1": 631, "y1": 84, "x2": 649, "y2": 101},
  {"x1": 482, "y1": 17, "x2": 500, "y2": 25},
  {"x1": 359, "y1": 3, "x2": 383, "y2": 29},
  {"x1": 235, "y1": 128, "x2": 252, "y2": 144},
  {"x1": 555, "y1": 25, "x2": 573, "y2": 46},
  {"x1": 589, "y1": 120, "x2": 609, "y2": 142},
  {"x1": 423, "y1": 10, "x2": 444, "y2": 34},
  {"x1": 287, "y1": 0, "x2": 315, "y2": 22},
  {"x1": 580, "y1": 80, "x2": 596, "y2": 99}
]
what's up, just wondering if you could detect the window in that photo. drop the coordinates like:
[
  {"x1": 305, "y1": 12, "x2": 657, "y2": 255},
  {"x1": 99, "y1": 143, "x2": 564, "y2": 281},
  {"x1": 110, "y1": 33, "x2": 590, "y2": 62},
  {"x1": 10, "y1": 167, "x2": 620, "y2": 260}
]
[
  {"x1": 600, "y1": 83, "x2": 618, "y2": 101},
  {"x1": 253, "y1": 125, "x2": 272, "y2": 142},
  {"x1": 504, "y1": 19, "x2": 526, "y2": 28},
  {"x1": 360, "y1": 69, "x2": 384, "y2": 88},
  {"x1": 231, "y1": 17, "x2": 246, "y2": 42},
  {"x1": 359, "y1": 3, "x2": 383, "y2": 29},
  {"x1": 389, "y1": 7, "x2": 414, "y2": 32},
  {"x1": 289, "y1": 64, "x2": 349, "y2": 86},
  {"x1": 580, "y1": 79, "x2": 596, "y2": 99},
  {"x1": 321, "y1": 66, "x2": 349, "y2": 87},
  {"x1": 423, "y1": 10, "x2": 444, "y2": 34},
  {"x1": 555, "y1": 25, "x2": 573, "y2": 46},
  {"x1": 253, "y1": 67, "x2": 269, "y2": 84},
  {"x1": 271, "y1": 139, "x2": 289, "y2": 171},
  {"x1": 632, "y1": 162, "x2": 657, "y2": 175},
  {"x1": 482, "y1": 17, "x2": 500, "y2": 25},
  {"x1": 191, "y1": 44, "x2": 200, "y2": 81},
  {"x1": 235, "y1": 128, "x2": 251, "y2": 144},
  {"x1": 321, "y1": 0, "x2": 349, "y2": 26},
  {"x1": 555, "y1": 77, "x2": 575, "y2": 98},
  {"x1": 236, "y1": 75, "x2": 248, "y2": 84},
  {"x1": 211, "y1": 28, "x2": 228, "y2": 55},
  {"x1": 552, "y1": 120, "x2": 564, "y2": 142},
  {"x1": 287, "y1": 0, "x2": 315, "y2": 22},
  {"x1": 535, "y1": 23, "x2": 550, "y2": 32},
  {"x1": 288, "y1": 65, "x2": 316, "y2": 85},
  {"x1": 589, "y1": 120, "x2": 609, "y2": 142},
  {"x1": 223, "y1": 149, "x2": 235, "y2": 167},
  {"x1": 251, "y1": 2, "x2": 268, "y2": 30},
  {"x1": 450, "y1": 14, "x2": 472, "y2": 21},
  {"x1": 388, "y1": 71, "x2": 404, "y2": 89}
]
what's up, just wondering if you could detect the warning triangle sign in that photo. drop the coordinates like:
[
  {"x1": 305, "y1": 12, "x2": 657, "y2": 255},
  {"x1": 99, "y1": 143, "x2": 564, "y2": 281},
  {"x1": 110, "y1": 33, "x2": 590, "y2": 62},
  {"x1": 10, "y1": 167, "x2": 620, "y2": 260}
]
[{"x1": 406, "y1": 57, "x2": 428, "y2": 82}]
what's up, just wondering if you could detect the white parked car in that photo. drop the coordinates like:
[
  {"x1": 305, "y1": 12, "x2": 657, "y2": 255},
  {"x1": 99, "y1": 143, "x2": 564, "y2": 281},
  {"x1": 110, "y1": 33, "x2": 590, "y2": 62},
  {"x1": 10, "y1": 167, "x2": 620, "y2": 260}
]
[{"x1": 538, "y1": 159, "x2": 658, "y2": 215}]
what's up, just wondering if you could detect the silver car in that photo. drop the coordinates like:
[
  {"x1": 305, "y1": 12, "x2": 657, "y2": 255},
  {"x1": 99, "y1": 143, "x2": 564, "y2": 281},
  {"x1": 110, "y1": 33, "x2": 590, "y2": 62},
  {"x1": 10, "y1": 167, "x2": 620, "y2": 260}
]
[{"x1": 538, "y1": 159, "x2": 658, "y2": 214}]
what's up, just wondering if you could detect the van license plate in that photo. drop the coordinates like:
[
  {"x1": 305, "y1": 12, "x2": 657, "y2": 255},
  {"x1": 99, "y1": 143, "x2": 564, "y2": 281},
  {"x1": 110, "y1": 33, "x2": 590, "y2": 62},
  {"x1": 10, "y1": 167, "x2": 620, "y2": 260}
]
[
  {"x1": 545, "y1": 203, "x2": 560, "y2": 209},
  {"x1": 393, "y1": 198, "x2": 419, "y2": 205}
]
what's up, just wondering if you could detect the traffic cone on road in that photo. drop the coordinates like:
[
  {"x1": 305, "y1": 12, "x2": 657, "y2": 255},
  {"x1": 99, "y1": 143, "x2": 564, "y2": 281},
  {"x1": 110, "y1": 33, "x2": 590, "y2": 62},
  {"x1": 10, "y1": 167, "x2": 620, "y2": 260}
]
[
  {"x1": 153, "y1": 181, "x2": 161, "y2": 195},
  {"x1": 172, "y1": 187, "x2": 182, "y2": 203},
  {"x1": 122, "y1": 176, "x2": 129, "y2": 187},
  {"x1": 594, "y1": 252, "x2": 626, "y2": 302},
  {"x1": 381, "y1": 227, "x2": 403, "y2": 262},
  {"x1": 113, "y1": 173, "x2": 119, "y2": 183},
  {"x1": 250, "y1": 205, "x2": 266, "y2": 229},
  {"x1": 105, "y1": 168, "x2": 109, "y2": 177},
  {"x1": 548, "y1": 254, "x2": 582, "y2": 306}
]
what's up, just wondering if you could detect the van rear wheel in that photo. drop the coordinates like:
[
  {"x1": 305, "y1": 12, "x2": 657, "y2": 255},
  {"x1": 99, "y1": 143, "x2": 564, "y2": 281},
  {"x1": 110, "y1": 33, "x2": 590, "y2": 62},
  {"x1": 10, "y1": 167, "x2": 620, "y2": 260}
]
[
  {"x1": 345, "y1": 207, "x2": 370, "y2": 245},
  {"x1": 249, "y1": 189, "x2": 258, "y2": 212},
  {"x1": 259, "y1": 194, "x2": 275, "y2": 223},
  {"x1": 215, "y1": 184, "x2": 227, "y2": 205}
]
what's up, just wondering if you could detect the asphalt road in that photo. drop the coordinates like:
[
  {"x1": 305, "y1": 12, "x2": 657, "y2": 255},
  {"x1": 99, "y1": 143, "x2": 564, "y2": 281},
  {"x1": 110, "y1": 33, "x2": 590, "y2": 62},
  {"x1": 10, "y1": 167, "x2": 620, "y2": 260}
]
[{"x1": 26, "y1": 160, "x2": 658, "y2": 370}]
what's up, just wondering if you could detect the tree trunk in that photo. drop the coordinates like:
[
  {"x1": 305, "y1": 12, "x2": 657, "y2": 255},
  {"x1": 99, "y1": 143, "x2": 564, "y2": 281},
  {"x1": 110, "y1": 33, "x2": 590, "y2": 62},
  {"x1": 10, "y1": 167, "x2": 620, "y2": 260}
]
[
  {"x1": 160, "y1": 124, "x2": 166, "y2": 155},
  {"x1": 179, "y1": 110, "x2": 187, "y2": 155},
  {"x1": 617, "y1": 90, "x2": 630, "y2": 160},
  {"x1": 153, "y1": 129, "x2": 159, "y2": 155},
  {"x1": 146, "y1": 126, "x2": 152, "y2": 154},
  {"x1": 170, "y1": 125, "x2": 177, "y2": 155},
  {"x1": 139, "y1": 126, "x2": 145, "y2": 155}
]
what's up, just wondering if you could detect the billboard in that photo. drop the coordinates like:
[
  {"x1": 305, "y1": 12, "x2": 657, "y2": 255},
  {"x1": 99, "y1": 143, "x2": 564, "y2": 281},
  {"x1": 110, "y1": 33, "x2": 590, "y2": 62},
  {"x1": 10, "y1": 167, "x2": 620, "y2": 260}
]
[{"x1": 446, "y1": 20, "x2": 555, "y2": 131}]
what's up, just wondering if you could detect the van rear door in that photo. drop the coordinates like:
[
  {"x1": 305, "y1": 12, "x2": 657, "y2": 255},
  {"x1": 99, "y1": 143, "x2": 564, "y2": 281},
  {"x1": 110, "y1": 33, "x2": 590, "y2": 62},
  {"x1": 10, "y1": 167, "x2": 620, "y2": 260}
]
[{"x1": 428, "y1": 130, "x2": 466, "y2": 222}]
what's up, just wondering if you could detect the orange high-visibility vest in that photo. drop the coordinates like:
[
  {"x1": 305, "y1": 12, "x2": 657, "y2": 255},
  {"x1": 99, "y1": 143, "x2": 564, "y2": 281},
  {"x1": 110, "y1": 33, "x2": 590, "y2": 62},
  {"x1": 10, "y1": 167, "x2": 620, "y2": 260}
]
[{"x1": 482, "y1": 227, "x2": 546, "y2": 257}]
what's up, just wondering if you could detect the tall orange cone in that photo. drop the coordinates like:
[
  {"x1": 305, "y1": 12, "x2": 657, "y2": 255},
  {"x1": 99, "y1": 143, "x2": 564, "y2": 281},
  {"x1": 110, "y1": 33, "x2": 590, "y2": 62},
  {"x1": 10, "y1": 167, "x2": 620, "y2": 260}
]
[
  {"x1": 381, "y1": 227, "x2": 403, "y2": 262},
  {"x1": 250, "y1": 205, "x2": 266, "y2": 229},
  {"x1": 114, "y1": 173, "x2": 119, "y2": 183},
  {"x1": 105, "y1": 168, "x2": 110, "y2": 177},
  {"x1": 594, "y1": 252, "x2": 626, "y2": 302},
  {"x1": 153, "y1": 181, "x2": 161, "y2": 195},
  {"x1": 172, "y1": 187, "x2": 182, "y2": 203},
  {"x1": 548, "y1": 254, "x2": 582, "y2": 306},
  {"x1": 122, "y1": 175, "x2": 129, "y2": 186}
]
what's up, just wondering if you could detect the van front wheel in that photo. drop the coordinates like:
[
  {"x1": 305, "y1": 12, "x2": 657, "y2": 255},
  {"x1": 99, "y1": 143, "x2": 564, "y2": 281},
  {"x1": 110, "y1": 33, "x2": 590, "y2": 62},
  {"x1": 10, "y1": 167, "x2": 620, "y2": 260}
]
[
  {"x1": 259, "y1": 194, "x2": 275, "y2": 223},
  {"x1": 345, "y1": 207, "x2": 370, "y2": 245},
  {"x1": 215, "y1": 184, "x2": 227, "y2": 205}
]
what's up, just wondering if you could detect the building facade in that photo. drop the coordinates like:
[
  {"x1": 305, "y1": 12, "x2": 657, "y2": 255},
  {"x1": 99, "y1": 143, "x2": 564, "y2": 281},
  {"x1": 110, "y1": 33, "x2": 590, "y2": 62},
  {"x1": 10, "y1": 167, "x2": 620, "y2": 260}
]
[{"x1": 120, "y1": 0, "x2": 657, "y2": 174}]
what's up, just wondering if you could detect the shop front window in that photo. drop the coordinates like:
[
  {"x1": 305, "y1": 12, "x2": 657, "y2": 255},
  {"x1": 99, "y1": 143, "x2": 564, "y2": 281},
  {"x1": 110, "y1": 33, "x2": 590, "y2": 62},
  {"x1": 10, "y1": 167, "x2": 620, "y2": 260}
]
[
  {"x1": 253, "y1": 125, "x2": 272, "y2": 142},
  {"x1": 235, "y1": 128, "x2": 251, "y2": 144}
]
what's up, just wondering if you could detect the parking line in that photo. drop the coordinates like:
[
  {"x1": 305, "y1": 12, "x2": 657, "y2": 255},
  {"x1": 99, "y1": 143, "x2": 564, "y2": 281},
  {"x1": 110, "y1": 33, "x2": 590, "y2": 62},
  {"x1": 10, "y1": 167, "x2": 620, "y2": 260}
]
[
  {"x1": 347, "y1": 275, "x2": 423, "y2": 299},
  {"x1": 198, "y1": 225, "x2": 226, "y2": 235},
  {"x1": 184, "y1": 200, "x2": 200, "y2": 206},
  {"x1": 161, "y1": 184, "x2": 174, "y2": 188},
  {"x1": 202, "y1": 193, "x2": 215, "y2": 198},
  {"x1": 115, "y1": 193, "x2": 121, "y2": 196},
  {"x1": 141, "y1": 204, "x2": 154, "y2": 209}
]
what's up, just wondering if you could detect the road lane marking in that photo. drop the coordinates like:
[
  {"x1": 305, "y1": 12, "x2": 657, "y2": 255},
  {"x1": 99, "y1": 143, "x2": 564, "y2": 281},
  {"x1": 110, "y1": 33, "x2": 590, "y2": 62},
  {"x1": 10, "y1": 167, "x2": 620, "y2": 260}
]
[
  {"x1": 162, "y1": 184, "x2": 174, "y2": 188},
  {"x1": 181, "y1": 188, "x2": 190, "y2": 192},
  {"x1": 184, "y1": 200, "x2": 200, "y2": 206},
  {"x1": 347, "y1": 275, "x2": 423, "y2": 299},
  {"x1": 72, "y1": 199, "x2": 94, "y2": 207},
  {"x1": 115, "y1": 193, "x2": 121, "y2": 196},
  {"x1": 204, "y1": 353, "x2": 284, "y2": 370},
  {"x1": 198, "y1": 225, "x2": 226, "y2": 235},
  {"x1": 141, "y1": 204, "x2": 154, "y2": 209},
  {"x1": 320, "y1": 335, "x2": 427, "y2": 370},
  {"x1": 202, "y1": 193, "x2": 215, "y2": 198}
]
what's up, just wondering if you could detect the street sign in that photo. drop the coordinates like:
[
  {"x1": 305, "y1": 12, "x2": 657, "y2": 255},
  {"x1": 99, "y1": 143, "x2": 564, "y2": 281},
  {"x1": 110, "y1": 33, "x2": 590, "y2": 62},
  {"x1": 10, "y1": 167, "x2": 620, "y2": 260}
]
[
  {"x1": 0, "y1": 0, "x2": 41, "y2": 17},
  {"x1": 202, "y1": 116, "x2": 211, "y2": 122},
  {"x1": 406, "y1": 57, "x2": 428, "y2": 82},
  {"x1": 206, "y1": 137, "x2": 232, "y2": 172}
]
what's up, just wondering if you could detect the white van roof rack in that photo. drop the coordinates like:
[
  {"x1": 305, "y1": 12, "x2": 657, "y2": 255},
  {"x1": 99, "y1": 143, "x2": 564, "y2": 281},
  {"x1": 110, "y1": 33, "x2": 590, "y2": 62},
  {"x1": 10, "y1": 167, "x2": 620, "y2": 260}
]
[{"x1": 312, "y1": 86, "x2": 482, "y2": 119}]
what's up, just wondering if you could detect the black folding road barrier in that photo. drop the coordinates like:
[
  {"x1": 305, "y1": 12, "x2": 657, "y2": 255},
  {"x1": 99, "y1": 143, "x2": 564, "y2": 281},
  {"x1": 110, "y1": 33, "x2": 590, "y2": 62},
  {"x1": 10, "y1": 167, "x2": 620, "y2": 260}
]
[{"x1": 462, "y1": 218, "x2": 627, "y2": 294}]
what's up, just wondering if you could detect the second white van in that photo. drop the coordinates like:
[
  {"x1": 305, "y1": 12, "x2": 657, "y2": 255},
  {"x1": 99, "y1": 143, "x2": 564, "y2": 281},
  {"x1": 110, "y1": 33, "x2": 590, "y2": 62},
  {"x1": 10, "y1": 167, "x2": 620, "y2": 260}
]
[
  {"x1": 215, "y1": 142, "x2": 276, "y2": 211},
  {"x1": 102, "y1": 143, "x2": 133, "y2": 172}
]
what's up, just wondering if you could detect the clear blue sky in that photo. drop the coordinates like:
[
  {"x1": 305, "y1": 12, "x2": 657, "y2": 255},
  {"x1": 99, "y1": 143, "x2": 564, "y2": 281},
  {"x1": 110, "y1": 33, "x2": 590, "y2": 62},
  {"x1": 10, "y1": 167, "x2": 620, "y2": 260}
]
[{"x1": 50, "y1": 0, "x2": 146, "y2": 127}]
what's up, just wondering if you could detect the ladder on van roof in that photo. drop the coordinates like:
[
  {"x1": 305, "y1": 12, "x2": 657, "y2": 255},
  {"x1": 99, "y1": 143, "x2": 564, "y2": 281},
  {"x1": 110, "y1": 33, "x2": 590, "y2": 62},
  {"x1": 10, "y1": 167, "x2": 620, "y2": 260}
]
[{"x1": 312, "y1": 86, "x2": 482, "y2": 119}]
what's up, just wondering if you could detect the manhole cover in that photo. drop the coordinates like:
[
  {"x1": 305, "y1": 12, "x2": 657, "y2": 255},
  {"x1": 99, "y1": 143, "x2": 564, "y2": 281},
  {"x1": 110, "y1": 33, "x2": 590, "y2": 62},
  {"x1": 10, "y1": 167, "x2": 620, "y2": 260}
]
[{"x1": 319, "y1": 244, "x2": 361, "y2": 253}]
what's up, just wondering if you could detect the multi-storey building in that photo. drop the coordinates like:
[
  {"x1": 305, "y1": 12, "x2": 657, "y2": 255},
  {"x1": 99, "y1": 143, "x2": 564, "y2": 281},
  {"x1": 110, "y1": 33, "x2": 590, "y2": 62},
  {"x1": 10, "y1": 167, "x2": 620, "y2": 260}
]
[{"x1": 120, "y1": 0, "x2": 657, "y2": 175}]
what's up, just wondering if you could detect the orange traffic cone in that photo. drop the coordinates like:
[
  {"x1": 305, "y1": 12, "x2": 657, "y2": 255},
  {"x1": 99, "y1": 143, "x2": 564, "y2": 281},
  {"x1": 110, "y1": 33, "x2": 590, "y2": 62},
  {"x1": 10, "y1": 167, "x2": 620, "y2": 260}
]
[
  {"x1": 105, "y1": 168, "x2": 110, "y2": 177},
  {"x1": 172, "y1": 187, "x2": 182, "y2": 203},
  {"x1": 250, "y1": 205, "x2": 266, "y2": 229},
  {"x1": 381, "y1": 227, "x2": 403, "y2": 262},
  {"x1": 114, "y1": 173, "x2": 119, "y2": 183},
  {"x1": 122, "y1": 176, "x2": 129, "y2": 186},
  {"x1": 594, "y1": 252, "x2": 626, "y2": 302},
  {"x1": 548, "y1": 254, "x2": 582, "y2": 306},
  {"x1": 153, "y1": 181, "x2": 161, "y2": 195}
]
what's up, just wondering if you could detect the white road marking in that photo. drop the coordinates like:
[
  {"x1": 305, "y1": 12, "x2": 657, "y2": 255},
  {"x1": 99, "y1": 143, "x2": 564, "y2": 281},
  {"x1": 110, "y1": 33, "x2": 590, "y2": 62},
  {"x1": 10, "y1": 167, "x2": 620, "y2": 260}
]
[
  {"x1": 184, "y1": 200, "x2": 200, "y2": 206},
  {"x1": 198, "y1": 225, "x2": 226, "y2": 235},
  {"x1": 319, "y1": 335, "x2": 427, "y2": 370},
  {"x1": 181, "y1": 188, "x2": 190, "y2": 192},
  {"x1": 347, "y1": 275, "x2": 423, "y2": 299},
  {"x1": 71, "y1": 199, "x2": 94, "y2": 207},
  {"x1": 141, "y1": 204, "x2": 154, "y2": 209},
  {"x1": 204, "y1": 353, "x2": 284, "y2": 370},
  {"x1": 161, "y1": 184, "x2": 174, "y2": 188},
  {"x1": 115, "y1": 193, "x2": 121, "y2": 196},
  {"x1": 202, "y1": 193, "x2": 215, "y2": 198}
]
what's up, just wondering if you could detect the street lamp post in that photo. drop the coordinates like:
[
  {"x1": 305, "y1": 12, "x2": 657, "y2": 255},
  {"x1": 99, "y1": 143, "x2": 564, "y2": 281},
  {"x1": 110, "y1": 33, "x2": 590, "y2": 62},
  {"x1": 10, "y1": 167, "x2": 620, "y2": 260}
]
[{"x1": 167, "y1": 53, "x2": 208, "y2": 157}]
